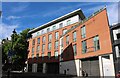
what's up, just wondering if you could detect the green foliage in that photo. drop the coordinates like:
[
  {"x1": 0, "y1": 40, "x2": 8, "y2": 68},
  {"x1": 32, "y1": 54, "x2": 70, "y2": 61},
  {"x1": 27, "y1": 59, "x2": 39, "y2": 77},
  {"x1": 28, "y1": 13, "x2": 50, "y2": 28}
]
[{"x1": 2, "y1": 28, "x2": 30, "y2": 71}]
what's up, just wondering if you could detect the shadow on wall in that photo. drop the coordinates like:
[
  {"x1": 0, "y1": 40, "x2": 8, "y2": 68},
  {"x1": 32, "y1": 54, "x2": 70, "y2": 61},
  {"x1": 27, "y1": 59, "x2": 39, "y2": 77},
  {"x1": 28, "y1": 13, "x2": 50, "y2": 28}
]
[{"x1": 28, "y1": 43, "x2": 78, "y2": 76}]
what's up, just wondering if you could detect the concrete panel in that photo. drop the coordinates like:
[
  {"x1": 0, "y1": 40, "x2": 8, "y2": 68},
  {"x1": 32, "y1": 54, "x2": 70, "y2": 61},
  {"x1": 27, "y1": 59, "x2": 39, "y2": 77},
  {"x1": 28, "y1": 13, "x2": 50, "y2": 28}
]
[{"x1": 60, "y1": 59, "x2": 80, "y2": 76}]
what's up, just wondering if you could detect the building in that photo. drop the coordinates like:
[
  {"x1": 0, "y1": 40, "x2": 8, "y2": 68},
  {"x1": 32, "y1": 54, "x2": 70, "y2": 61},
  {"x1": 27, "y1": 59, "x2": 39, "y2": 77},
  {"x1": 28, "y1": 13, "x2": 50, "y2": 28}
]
[
  {"x1": 111, "y1": 23, "x2": 120, "y2": 76},
  {"x1": 27, "y1": 7, "x2": 115, "y2": 77}
]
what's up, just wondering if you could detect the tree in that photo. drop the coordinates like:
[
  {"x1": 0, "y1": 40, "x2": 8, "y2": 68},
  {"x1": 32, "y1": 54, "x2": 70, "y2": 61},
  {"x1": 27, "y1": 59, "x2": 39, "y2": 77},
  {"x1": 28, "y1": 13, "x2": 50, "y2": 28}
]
[{"x1": 2, "y1": 28, "x2": 30, "y2": 71}]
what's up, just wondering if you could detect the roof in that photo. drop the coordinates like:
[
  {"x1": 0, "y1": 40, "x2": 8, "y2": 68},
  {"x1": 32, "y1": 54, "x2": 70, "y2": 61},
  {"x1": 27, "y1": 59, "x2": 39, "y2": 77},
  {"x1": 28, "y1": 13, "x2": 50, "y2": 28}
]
[
  {"x1": 28, "y1": 8, "x2": 85, "y2": 34},
  {"x1": 110, "y1": 23, "x2": 120, "y2": 30}
]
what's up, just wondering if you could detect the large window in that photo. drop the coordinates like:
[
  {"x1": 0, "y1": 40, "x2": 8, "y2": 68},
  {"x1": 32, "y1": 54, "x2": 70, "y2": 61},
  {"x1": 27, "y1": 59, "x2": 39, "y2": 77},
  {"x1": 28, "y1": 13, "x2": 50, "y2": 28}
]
[
  {"x1": 48, "y1": 34, "x2": 52, "y2": 42},
  {"x1": 37, "y1": 45, "x2": 40, "y2": 52},
  {"x1": 32, "y1": 47, "x2": 34, "y2": 53},
  {"x1": 48, "y1": 52, "x2": 51, "y2": 59},
  {"x1": 48, "y1": 42, "x2": 51, "y2": 50},
  {"x1": 67, "y1": 20, "x2": 71, "y2": 26},
  {"x1": 73, "y1": 44, "x2": 77, "y2": 56},
  {"x1": 59, "y1": 23, "x2": 63, "y2": 28},
  {"x1": 42, "y1": 53, "x2": 44, "y2": 60},
  {"x1": 66, "y1": 35, "x2": 69, "y2": 45},
  {"x1": 36, "y1": 54, "x2": 39, "y2": 59},
  {"x1": 42, "y1": 36, "x2": 45, "y2": 43},
  {"x1": 37, "y1": 38, "x2": 40, "y2": 44},
  {"x1": 93, "y1": 36, "x2": 100, "y2": 51},
  {"x1": 82, "y1": 40, "x2": 87, "y2": 53},
  {"x1": 55, "y1": 41, "x2": 58, "y2": 49},
  {"x1": 81, "y1": 26, "x2": 86, "y2": 38},
  {"x1": 73, "y1": 31, "x2": 77, "y2": 42},
  {"x1": 42, "y1": 44, "x2": 45, "y2": 52},
  {"x1": 53, "y1": 25, "x2": 56, "y2": 30},
  {"x1": 55, "y1": 32, "x2": 59, "y2": 40},
  {"x1": 32, "y1": 54, "x2": 34, "y2": 58},
  {"x1": 62, "y1": 29, "x2": 67, "y2": 35},
  {"x1": 55, "y1": 51, "x2": 58, "y2": 59},
  {"x1": 32, "y1": 39, "x2": 35, "y2": 45},
  {"x1": 61, "y1": 38, "x2": 63, "y2": 47}
]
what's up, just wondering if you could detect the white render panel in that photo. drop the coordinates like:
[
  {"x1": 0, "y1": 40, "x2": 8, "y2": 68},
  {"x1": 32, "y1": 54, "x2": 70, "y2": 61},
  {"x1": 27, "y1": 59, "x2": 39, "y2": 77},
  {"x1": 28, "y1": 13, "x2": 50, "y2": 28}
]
[
  {"x1": 60, "y1": 59, "x2": 80, "y2": 76},
  {"x1": 31, "y1": 15, "x2": 80, "y2": 38}
]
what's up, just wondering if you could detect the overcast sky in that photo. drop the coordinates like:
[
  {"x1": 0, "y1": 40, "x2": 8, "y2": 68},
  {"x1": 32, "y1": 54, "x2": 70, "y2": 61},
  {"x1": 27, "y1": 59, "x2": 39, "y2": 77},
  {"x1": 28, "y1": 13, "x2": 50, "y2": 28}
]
[{"x1": 0, "y1": 2, "x2": 119, "y2": 40}]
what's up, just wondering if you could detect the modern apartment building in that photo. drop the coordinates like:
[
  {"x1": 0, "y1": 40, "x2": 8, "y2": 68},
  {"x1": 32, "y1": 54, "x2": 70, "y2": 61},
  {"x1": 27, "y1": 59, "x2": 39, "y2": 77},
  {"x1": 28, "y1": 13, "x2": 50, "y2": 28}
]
[
  {"x1": 27, "y1": 7, "x2": 115, "y2": 77},
  {"x1": 111, "y1": 23, "x2": 120, "y2": 76}
]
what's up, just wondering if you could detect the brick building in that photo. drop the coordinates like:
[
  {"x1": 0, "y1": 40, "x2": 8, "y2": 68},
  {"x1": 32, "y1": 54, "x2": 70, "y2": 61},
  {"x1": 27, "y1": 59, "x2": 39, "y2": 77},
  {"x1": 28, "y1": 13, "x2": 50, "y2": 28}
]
[{"x1": 27, "y1": 7, "x2": 115, "y2": 77}]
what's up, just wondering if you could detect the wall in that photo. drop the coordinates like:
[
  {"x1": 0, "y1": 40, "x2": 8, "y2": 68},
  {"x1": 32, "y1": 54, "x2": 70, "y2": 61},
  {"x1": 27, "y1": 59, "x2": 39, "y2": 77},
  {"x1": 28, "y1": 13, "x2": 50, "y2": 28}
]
[{"x1": 60, "y1": 59, "x2": 80, "y2": 76}]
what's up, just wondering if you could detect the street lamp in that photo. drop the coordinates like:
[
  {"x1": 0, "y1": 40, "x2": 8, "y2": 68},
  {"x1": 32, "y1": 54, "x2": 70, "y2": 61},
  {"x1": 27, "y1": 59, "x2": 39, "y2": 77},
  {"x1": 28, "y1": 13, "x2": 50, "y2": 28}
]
[{"x1": 7, "y1": 29, "x2": 16, "y2": 78}]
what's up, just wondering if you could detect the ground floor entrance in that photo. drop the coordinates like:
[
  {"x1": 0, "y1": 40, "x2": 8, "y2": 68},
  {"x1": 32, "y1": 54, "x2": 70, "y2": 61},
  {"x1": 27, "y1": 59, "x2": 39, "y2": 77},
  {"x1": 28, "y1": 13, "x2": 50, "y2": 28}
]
[
  {"x1": 81, "y1": 57, "x2": 100, "y2": 76},
  {"x1": 27, "y1": 62, "x2": 59, "y2": 74},
  {"x1": 59, "y1": 54, "x2": 115, "y2": 77}
]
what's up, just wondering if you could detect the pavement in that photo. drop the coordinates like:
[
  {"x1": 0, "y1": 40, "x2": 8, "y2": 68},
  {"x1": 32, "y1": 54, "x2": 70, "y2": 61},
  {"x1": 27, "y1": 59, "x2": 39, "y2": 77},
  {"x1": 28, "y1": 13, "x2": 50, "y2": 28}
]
[{"x1": 2, "y1": 71, "x2": 82, "y2": 78}]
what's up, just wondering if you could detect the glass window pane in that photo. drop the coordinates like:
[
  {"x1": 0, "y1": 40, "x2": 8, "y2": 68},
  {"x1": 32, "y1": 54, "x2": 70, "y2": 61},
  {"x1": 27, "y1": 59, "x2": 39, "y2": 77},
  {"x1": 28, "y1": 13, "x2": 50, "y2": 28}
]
[
  {"x1": 67, "y1": 20, "x2": 71, "y2": 25},
  {"x1": 82, "y1": 40, "x2": 87, "y2": 53},
  {"x1": 81, "y1": 26, "x2": 86, "y2": 38},
  {"x1": 37, "y1": 38, "x2": 40, "y2": 44},
  {"x1": 55, "y1": 51, "x2": 58, "y2": 59},
  {"x1": 73, "y1": 44, "x2": 77, "y2": 56},
  {"x1": 59, "y1": 23, "x2": 63, "y2": 28}
]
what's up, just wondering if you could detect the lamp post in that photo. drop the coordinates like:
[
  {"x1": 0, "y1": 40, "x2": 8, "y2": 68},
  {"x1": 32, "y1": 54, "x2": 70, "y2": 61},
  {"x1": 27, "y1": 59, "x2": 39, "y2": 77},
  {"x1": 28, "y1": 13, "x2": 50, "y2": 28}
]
[{"x1": 7, "y1": 29, "x2": 16, "y2": 78}]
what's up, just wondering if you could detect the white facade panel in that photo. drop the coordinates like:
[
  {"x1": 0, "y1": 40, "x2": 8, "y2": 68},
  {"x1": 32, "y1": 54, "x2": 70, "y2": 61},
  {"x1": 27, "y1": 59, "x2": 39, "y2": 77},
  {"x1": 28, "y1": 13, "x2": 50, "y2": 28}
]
[{"x1": 31, "y1": 15, "x2": 80, "y2": 38}]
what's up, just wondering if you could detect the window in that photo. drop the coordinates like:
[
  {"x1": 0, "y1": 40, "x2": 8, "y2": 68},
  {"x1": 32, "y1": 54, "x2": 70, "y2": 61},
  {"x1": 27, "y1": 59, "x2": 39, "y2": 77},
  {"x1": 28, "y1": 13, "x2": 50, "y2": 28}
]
[
  {"x1": 32, "y1": 47, "x2": 34, "y2": 53},
  {"x1": 48, "y1": 43, "x2": 51, "y2": 50},
  {"x1": 42, "y1": 36, "x2": 45, "y2": 43},
  {"x1": 62, "y1": 29, "x2": 67, "y2": 35},
  {"x1": 41, "y1": 29, "x2": 44, "y2": 34},
  {"x1": 55, "y1": 41, "x2": 58, "y2": 49},
  {"x1": 48, "y1": 34, "x2": 52, "y2": 42},
  {"x1": 93, "y1": 36, "x2": 100, "y2": 51},
  {"x1": 55, "y1": 32, "x2": 59, "y2": 40},
  {"x1": 37, "y1": 38, "x2": 40, "y2": 44},
  {"x1": 73, "y1": 31, "x2": 77, "y2": 42},
  {"x1": 37, "y1": 46, "x2": 40, "y2": 52},
  {"x1": 82, "y1": 40, "x2": 87, "y2": 53},
  {"x1": 42, "y1": 44, "x2": 45, "y2": 52},
  {"x1": 36, "y1": 54, "x2": 39, "y2": 59},
  {"x1": 47, "y1": 28, "x2": 50, "y2": 32},
  {"x1": 48, "y1": 52, "x2": 51, "y2": 59},
  {"x1": 67, "y1": 20, "x2": 71, "y2": 25},
  {"x1": 53, "y1": 25, "x2": 56, "y2": 30},
  {"x1": 66, "y1": 35, "x2": 69, "y2": 45},
  {"x1": 61, "y1": 38, "x2": 63, "y2": 47},
  {"x1": 42, "y1": 53, "x2": 44, "y2": 60},
  {"x1": 32, "y1": 39, "x2": 35, "y2": 45},
  {"x1": 73, "y1": 44, "x2": 77, "y2": 56},
  {"x1": 32, "y1": 54, "x2": 34, "y2": 58},
  {"x1": 59, "y1": 23, "x2": 63, "y2": 28},
  {"x1": 37, "y1": 32, "x2": 40, "y2": 36},
  {"x1": 55, "y1": 51, "x2": 58, "y2": 59},
  {"x1": 117, "y1": 33, "x2": 120, "y2": 39},
  {"x1": 81, "y1": 26, "x2": 86, "y2": 38}
]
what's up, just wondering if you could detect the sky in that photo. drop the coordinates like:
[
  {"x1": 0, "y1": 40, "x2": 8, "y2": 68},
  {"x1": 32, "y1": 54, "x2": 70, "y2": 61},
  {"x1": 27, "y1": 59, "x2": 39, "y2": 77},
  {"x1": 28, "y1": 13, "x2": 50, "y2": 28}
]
[{"x1": 0, "y1": 2, "x2": 119, "y2": 40}]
